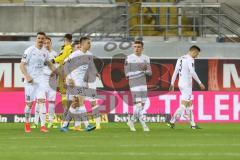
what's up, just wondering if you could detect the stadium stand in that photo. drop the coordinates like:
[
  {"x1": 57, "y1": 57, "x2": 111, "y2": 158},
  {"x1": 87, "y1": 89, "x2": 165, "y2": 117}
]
[
  {"x1": 24, "y1": 0, "x2": 116, "y2": 4},
  {"x1": 0, "y1": 0, "x2": 239, "y2": 42}
]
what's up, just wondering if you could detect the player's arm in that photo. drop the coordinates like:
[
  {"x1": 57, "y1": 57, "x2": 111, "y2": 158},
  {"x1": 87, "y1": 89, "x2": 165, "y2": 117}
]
[
  {"x1": 89, "y1": 55, "x2": 99, "y2": 82},
  {"x1": 46, "y1": 61, "x2": 57, "y2": 74},
  {"x1": 94, "y1": 56, "x2": 104, "y2": 79},
  {"x1": 124, "y1": 57, "x2": 130, "y2": 78},
  {"x1": 187, "y1": 59, "x2": 205, "y2": 90},
  {"x1": 63, "y1": 54, "x2": 74, "y2": 87},
  {"x1": 143, "y1": 57, "x2": 152, "y2": 76},
  {"x1": 20, "y1": 50, "x2": 33, "y2": 83},
  {"x1": 64, "y1": 60, "x2": 74, "y2": 87},
  {"x1": 20, "y1": 62, "x2": 32, "y2": 83},
  {"x1": 169, "y1": 59, "x2": 180, "y2": 91}
]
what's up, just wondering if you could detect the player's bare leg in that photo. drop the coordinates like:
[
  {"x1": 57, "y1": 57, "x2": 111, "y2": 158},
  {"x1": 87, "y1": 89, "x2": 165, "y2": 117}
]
[
  {"x1": 47, "y1": 101, "x2": 57, "y2": 128},
  {"x1": 61, "y1": 96, "x2": 77, "y2": 132},
  {"x1": 77, "y1": 95, "x2": 95, "y2": 131},
  {"x1": 37, "y1": 99, "x2": 48, "y2": 132},
  {"x1": 168, "y1": 100, "x2": 187, "y2": 128},
  {"x1": 127, "y1": 101, "x2": 141, "y2": 132},
  {"x1": 138, "y1": 102, "x2": 149, "y2": 132},
  {"x1": 24, "y1": 102, "x2": 33, "y2": 133},
  {"x1": 32, "y1": 103, "x2": 39, "y2": 128},
  {"x1": 127, "y1": 113, "x2": 136, "y2": 132},
  {"x1": 91, "y1": 100, "x2": 101, "y2": 129},
  {"x1": 185, "y1": 101, "x2": 201, "y2": 129}
]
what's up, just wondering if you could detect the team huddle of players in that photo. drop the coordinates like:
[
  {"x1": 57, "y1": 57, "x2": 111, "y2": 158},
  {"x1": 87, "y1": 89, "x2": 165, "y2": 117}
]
[{"x1": 20, "y1": 32, "x2": 205, "y2": 133}]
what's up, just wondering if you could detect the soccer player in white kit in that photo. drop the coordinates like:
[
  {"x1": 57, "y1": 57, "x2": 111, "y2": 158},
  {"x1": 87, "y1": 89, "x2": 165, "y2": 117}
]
[
  {"x1": 60, "y1": 37, "x2": 96, "y2": 132},
  {"x1": 44, "y1": 37, "x2": 59, "y2": 128},
  {"x1": 32, "y1": 37, "x2": 59, "y2": 129},
  {"x1": 124, "y1": 41, "x2": 152, "y2": 132},
  {"x1": 20, "y1": 32, "x2": 57, "y2": 133},
  {"x1": 168, "y1": 45, "x2": 205, "y2": 129}
]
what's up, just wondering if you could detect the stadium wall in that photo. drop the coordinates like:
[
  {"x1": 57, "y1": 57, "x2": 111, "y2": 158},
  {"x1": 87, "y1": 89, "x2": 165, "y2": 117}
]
[
  {"x1": 0, "y1": 41, "x2": 240, "y2": 58},
  {"x1": 0, "y1": 5, "x2": 124, "y2": 33}
]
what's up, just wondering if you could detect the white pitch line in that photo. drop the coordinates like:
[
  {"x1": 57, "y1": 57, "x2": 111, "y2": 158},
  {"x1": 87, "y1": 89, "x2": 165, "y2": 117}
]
[
  {"x1": 1, "y1": 151, "x2": 240, "y2": 157},
  {"x1": 119, "y1": 143, "x2": 240, "y2": 147},
  {"x1": 1, "y1": 143, "x2": 239, "y2": 150}
]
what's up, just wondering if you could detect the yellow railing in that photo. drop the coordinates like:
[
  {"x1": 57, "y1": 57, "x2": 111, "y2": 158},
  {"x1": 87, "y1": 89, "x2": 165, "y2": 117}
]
[{"x1": 122, "y1": 0, "x2": 197, "y2": 37}]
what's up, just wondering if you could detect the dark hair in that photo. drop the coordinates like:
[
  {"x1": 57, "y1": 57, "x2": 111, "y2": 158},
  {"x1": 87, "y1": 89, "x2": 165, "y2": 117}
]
[
  {"x1": 189, "y1": 45, "x2": 201, "y2": 52},
  {"x1": 45, "y1": 36, "x2": 52, "y2": 42},
  {"x1": 37, "y1": 32, "x2": 46, "y2": 36},
  {"x1": 73, "y1": 40, "x2": 80, "y2": 45},
  {"x1": 79, "y1": 37, "x2": 90, "y2": 44},
  {"x1": 64, "y1": 34, "x2": 72, "y2": 41},
  {"x1": 134, "y1": 40, "x2": 144, "y2": 47}
]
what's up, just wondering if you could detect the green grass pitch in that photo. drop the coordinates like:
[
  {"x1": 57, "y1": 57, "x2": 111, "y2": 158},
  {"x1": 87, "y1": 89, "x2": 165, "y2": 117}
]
[{"x1": 0, "y1": 123, "x2": 240, "y2": 160}]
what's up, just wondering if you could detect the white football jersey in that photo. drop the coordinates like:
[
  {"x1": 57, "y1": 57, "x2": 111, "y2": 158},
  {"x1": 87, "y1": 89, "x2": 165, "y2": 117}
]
[
  {"x1": 125, "y1": 53, "x2": 151, "y2": 79},
  {"x1": 43, "y1": 49, "x2": 58, "y2": 76},
  {"x1": 65, "y1": 50, "x2": 93, "y2": 82},
  {"x1": 21, "y1": 45, "x2": 49, "y2": 80},
  {"x1": 171, "y1": 54, "x2": 201, "y2": 87}
]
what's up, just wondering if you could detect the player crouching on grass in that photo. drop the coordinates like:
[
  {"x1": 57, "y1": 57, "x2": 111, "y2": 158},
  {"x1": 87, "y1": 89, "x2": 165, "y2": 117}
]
[{"x1": 167, "y1": 45, "x2": 205, "y2": 129}]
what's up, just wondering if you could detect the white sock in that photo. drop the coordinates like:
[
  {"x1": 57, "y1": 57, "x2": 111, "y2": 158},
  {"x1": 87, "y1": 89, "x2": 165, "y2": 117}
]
[
  {"x1": 24, "y1": 105, "x2": 31, "y2": 123},
  {"x1": 34, "y1": 103, "x2": 40, "y2": 125},
  {"x1": 62, "y1": 121, "x2": 69, "y2": 128},
  {"x1": 48, "y1": 102, "x2": 55, "y2": 123},
  {"x1": 127, "y1": 114, "x2": 133, "y2": 124},
  {"x1": 68, "y1": 106, "x2": 82, "y2": 128},
  {"x1": 39, "y1": 103, "x2": 47, "y2": 127},
  {"x1": 92, "y1": 105, "x2": 100, "y2": 126},
  {"x1": 170, "y1": 104, "x2": 185, "y2": 123},
  {"x1": 130, "y1": 102, "x2": 141, "y2": 123},
  {"x1": 74, "y1": 121, "x2": 81, "y2": 127},
  {"x1": 69, "y1": 106, "x2": 77, "y2": 114},
  {"x1": 186, "y1": 106, "x2": 196, "y2": 126},
  {"x1": 79, "y1": 106, "x2": 89, "y2": 128},
  {"x1": 137, "y1": 104, "x2": 147, "y2": 128},
  {"x1": 95, "y1": 117, "x2": 101, "y2": 126}
]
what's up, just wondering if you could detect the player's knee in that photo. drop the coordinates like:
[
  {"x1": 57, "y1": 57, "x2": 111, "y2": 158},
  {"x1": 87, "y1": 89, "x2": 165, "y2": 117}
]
[
  {"x1": 181, "y1": 100, "x2": 188, "y2": 107},
  {"x1": 71, "y1": 101, "x2": 79, "y2": 108},
  {"x1": 188, "y1": 100, "x2": 193, "y2": 107},
  {"x1": 37, "y1": 99, "x2": 46, "y2": 103},
  {"x1": 26, "y1": 102, "x2": 33, "y2": 108},
  {"x1": 70, "y1": 97, "x2": 78, "y2": 108},
  {"x1": 91, "y1": 101, "x2": 96, "y2": 107}
]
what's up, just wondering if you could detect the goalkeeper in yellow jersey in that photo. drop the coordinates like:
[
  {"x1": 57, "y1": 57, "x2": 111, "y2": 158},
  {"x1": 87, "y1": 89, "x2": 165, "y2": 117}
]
[{"x1": 52, "y1": 34, "x2": 73, "y2": 125}]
